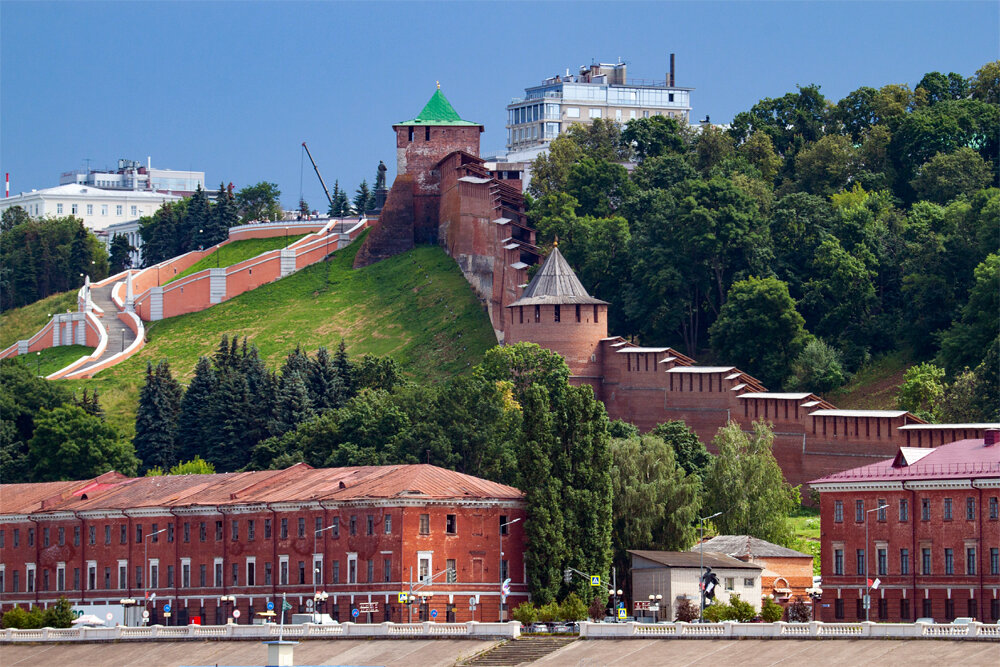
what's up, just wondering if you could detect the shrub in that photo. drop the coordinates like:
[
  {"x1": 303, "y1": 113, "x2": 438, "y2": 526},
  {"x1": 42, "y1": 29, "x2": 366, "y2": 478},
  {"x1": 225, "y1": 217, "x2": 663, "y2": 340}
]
[
  {"x1": 674, "y1": 597, "x2": 699, "y2": 622},
  {"x1": 1, "y1": 605, "x2": 45, "y2": 629},
  {"x1": 537, "y1": 601, "x2": 561, "y2": 623},
  {"x1": 727, "y1": 594, "x2": 757, "y2": 622},
  {"x1": 787, "y1": 598, "x2": 812, "y2": 622},
  {"x1": 787, "y1": 338, "x2": 847, "y2": 393},
  {"x1": 511, "y1": 602, "x2": 538, "y2": 625},
  {"x1": 559, "y1": 592, "x2": 588, "y2": 621},
  {"x1": 587, "y1": 596, "x2": 606, "y2": 621},
  {"x1": 760, "y1": 597, "x2": 784, "y2": 623},
  {"x1": 702, "y1": 602, "x2": 728, "y2": 622}
]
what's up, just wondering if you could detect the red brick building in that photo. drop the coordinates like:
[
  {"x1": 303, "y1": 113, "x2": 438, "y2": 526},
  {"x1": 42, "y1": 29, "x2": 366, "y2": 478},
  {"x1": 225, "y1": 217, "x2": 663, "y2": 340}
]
[
  {"x1": 810, "y1": 435, "x2": 1000, "y2": 623},
  {"x1": 0, "y1": 464, "x2": 527, "y2": 625}
]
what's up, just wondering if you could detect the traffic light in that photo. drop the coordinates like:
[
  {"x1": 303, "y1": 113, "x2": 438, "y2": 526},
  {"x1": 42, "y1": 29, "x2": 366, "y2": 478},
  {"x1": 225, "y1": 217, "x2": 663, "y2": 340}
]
[{"x1": 563, "y1": 568, "x2": 572, "y2": 584}]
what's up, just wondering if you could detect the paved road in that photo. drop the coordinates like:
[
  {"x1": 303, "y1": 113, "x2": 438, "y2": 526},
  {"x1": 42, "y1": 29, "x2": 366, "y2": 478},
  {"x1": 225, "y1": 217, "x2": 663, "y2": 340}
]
[
  {"x1": 2, "y1": 638, "x2": 997, "y2": 667},
  {"x1": 75, "y1": 280, "x2": 136, "y2": 374}
]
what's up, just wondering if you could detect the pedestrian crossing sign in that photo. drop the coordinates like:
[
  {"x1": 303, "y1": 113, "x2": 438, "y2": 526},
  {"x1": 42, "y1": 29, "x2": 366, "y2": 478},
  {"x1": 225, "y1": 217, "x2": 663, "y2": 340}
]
[
  {"x1": 590, "y1": 575, "x2": 601, "y2": 586},
  {"x1": 618, "y1": 608, "x2": 627, "y2": 619}
]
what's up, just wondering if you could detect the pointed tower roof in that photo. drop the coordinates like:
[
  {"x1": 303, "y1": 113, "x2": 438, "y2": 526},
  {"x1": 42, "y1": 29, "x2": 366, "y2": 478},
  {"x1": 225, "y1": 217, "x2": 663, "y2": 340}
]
[
  {"x1": 395, "y1": 89, "x2": 481, "y2": 127},
  {"x1": 508, "y1": 246, "x2": 608, "y2": 307}
]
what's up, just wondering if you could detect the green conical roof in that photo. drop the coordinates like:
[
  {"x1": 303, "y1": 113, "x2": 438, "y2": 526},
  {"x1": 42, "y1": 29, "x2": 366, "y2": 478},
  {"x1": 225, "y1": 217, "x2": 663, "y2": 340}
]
[{"x1": 396, "y1": 89, "x2": 481, "y2": 126}]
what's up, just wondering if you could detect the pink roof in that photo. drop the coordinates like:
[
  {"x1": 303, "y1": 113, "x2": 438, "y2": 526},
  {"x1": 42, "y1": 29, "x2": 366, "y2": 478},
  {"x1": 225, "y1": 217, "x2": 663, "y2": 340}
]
[
  {"x1": 0, "y1": 464, "x2": 524, "y2": 515},
  {"x1": 810, "y1": 439, "x2": 1000, "y2": 485}
]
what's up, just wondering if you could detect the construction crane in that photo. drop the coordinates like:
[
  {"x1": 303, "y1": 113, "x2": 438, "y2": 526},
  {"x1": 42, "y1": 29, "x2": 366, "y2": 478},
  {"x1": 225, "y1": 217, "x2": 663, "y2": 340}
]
[{"x1": 301, "y1": 142, "x2": 334, "y2": 209}]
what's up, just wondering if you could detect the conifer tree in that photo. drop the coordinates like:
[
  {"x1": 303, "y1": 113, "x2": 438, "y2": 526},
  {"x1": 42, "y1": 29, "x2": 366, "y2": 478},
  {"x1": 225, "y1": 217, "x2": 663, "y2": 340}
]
[
  {"x1": 269, "y1": 370, "x2": 315, "y2": 437},
  {"x1": 209, "y1": 182, "x2": 237, "y2": 245},
  {"x1": 108, "y1": 234, "x2": 135, "y2": 273},
  {"x1": 240, "y1": 343, "x2": 276, "y2": 445},
  {"x1": 174, "y1": 356, "x2": 218, "y2": 462},
  {"x1": 307, "y1": 346, "x2": 346, "y2": 411},
  {"x1": 332, "y1": 340, "x2": 355, "y2": 398},
  {"x1": 281, "y1": 345, "x2": 311, "y2": 379},
  {"x1": 204, "y1": 368, "x2": 254, "y2": 471},
  {"x1": 186, "y1": 184, "x2": 210, "y2": 250},
  {"x1": 133, "y1": 361, "x2": 182, "y2": 471},
  {"x1": 353, "y1": 180, "x2": 372, "y2": 214}
]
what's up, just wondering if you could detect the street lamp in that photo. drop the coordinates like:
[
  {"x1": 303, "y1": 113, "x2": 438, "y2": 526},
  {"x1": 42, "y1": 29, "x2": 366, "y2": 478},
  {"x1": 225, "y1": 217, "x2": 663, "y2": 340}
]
[
  {"x1": 144, "y1": 527, "x2": 167, "y2": 617},
  {"x1": 313, "y1": 523, "x2": 338, "y2": 621},
  {"x1": 313, "y1": 590, "x2": 329, "y2": 623},
  {"x1": 220, "y1": 594, "x2": 236, "y2": 624},
  {"x1": 499, "y1": 517, "x2": 521, "y2": 622},
  {"x1": 35, "y1": 351, "x2": 41, "y2": 376},
  {"x1": 648, "y1": 594, "x2": 663, "y2": 622},
  {"x1": 608, "y1": 588, "x2": 624, "y2": 622},
  {"x1": 699, "y1": 511, "x2": 723, "y2": 622},
  {"x1": 864, "y1": 503, "x2": 889, "y2": 622},
  {"x1": 119, "y1": 598, "x2": 137, "y2": 626}
]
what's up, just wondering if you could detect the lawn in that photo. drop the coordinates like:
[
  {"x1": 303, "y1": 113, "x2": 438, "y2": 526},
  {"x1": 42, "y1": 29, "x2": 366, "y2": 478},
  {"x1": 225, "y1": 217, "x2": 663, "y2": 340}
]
[
  {"x1": 8, "y1": 344, "x2": 95, "y2": 378},
  {"x1": 0, "y1": 290, "x2": 78, "y2": 349},
  {"x1": 165, "y1": 235, "x2": 307, "y2": 284},
  {"x1": 69, "y1": 235, "x2": 499, "y2": 436},
  {"x1": 788, "y1": 505, "x2": 821, "y2": 576},
  {"x1": 827, "y1": 351, "x2": 911, "y2": 410}
]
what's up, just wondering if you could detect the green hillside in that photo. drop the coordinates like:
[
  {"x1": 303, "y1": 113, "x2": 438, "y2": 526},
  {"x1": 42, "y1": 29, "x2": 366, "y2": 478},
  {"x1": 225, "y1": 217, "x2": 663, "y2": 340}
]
[
  {"x1": 165, "y1": 235, "x2": 307, "y2": 284},
  {"x1": 826, "y1": 352, "x2": 910, "y2": 410},
  {"x1": 72, "y1": 235, "x2": 498, "y2": 436},
  {"x1": 0, "y1": 289, "x2": 77, "y2": 349}
]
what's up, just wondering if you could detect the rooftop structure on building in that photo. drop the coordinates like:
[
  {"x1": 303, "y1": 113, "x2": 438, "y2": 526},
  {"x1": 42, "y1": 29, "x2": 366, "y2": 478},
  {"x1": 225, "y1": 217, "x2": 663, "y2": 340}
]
[
  {"x1": 505, "y1": 55, "x2": 692, "y2": 157},
  {"x1": 60, "y1": 157, "x2": 204, "y2": 197}
]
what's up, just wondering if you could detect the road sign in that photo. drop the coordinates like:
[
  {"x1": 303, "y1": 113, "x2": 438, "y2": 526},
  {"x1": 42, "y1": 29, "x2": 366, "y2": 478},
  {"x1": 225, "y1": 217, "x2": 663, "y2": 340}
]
[
  {"x1": 306, "y1": 599, "x2": 314, "y2": 609},
  {"x1": 351, "y1": 608, "x2": 359, "y2": 618},
  {"x1": 232, "y1": 609, "x2": 241, "y2": 619},
  {"x1": 266, "y1": 601, "x2": 274, "y2": 611},
  {"x1": 106, "y1": 613, "x2": 113, "y2": 621},
  {"x1": 142, "y1": 610, "x2": 150, "y2": 619},
  {"x1": 633, "y1": 601, "x2": 651, "y2": 611},
  {"x1": 163, "y1": 604, "x2": 171, "y2": 613},
  {"x1": 469, "y1": 596, "x2": 477, "y2": 606},
  {"x1": 282, "y1": 600, "x2": 292, "y2": 611},
  {"x1": 399, "y1": 593, "x2": 408, "y2": 603},
  {"x1": 430, "y1": 609, "x2": 438, "y2": 619},
  {"x1": 618, "y1": 608, "x2": 627, "y2": 620},
  {"x1": 359, "y1": 602, "x2": 379, "y2": 613},
  {"x1": 590, "y1": 575, "x2": 601, "y2": 586}
]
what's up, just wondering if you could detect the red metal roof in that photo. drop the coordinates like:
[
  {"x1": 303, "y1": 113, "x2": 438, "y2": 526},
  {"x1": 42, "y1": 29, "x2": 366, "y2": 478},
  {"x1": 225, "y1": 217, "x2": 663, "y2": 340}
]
[
  {"x1": 0, "y1": 464, "x2": 524, "y2": 515},
  {"x1": 810, "y1": 439, "x2": 1000, "y2": 485}
]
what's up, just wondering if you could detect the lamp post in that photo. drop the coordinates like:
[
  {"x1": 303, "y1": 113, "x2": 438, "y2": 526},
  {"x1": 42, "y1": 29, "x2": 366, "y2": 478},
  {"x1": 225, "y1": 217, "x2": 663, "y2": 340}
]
[
  {"x1": 648, "y1": 593, "x2": 663, "y2": 622},
  {"x1": 313, "y1": 523, "x2": 338, "y2": 621},
  {"x1": 699, "y1": 511, "x2": 723, "y2": 622},
  {"x1": 608, "y1": 587, "x2": 624, "y2": 622},
  {"x1": 312, "y1": 590, "x2": 329, "y2": 623},
  {"x1": 35, "y1": 351, "x2": 41, "y2": 376},
  {"x1": 864, "y1": 503, "x2": 889, "y2": 622},
  {"x1": 144, "y1": 527, "x2": 167, "y2": 618},
  {"x1": 220, "y1": 594, "x2": 236, "y2": 624},
  {"x1": 499, "y1": 517, "x2": 521, "y2": 622}
]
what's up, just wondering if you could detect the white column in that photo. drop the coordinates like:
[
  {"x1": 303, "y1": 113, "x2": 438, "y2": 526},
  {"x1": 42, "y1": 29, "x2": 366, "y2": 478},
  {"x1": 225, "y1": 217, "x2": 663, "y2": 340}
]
[
  {"x1": 52, "y1": 316, "x2": 61, "y2": 346},
  {"x1": 74, "y1": 314, "x2": 86, "y2": 345},
  {"x1": 209, "y1": 268, "x2": 227, "y2": 304},
  {"x1": 150, "y1": 287, "x2": 163, "y2": 321}
]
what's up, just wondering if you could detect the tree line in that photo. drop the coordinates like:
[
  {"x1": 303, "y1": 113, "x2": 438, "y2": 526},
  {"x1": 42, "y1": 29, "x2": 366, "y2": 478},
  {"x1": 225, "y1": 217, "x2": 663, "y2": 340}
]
[{"x1": 528, "y1": 62, "x2": 999, "y2": 421}]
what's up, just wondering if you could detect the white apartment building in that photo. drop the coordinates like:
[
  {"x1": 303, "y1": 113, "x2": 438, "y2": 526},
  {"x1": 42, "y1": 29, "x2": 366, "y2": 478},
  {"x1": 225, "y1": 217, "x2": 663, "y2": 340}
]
[
  {"x1": 505, "y1": 56, "x2": 693, "y2": 158},
  {"x1": 0, "y1": 184, "x2": 181, "y2": 232}
]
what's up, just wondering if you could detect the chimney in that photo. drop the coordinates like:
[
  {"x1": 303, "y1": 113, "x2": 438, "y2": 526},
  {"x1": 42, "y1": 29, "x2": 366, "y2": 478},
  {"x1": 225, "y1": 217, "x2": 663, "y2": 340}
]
[
  {"x1": 985, "y1": 429, "x2": 999, "y2": 446},
  {"x1": 669, "y1": 53, "x2": 675, "y2": 87}
]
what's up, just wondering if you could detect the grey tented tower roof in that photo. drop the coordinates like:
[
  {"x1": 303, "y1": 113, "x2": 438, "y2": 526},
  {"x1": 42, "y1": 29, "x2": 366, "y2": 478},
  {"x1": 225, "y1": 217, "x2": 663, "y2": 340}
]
[{"x1": 508, "y1": 246, "x2": 608, "y2": 307}]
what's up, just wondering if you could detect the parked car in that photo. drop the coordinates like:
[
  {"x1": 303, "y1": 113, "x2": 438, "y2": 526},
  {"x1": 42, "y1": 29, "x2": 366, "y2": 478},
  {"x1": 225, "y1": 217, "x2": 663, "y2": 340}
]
[
  {"x1": 915, "y1": 617, "x2": 935, "y2": 624},
  {"x1": 528, "y1": 622, "x2": 548, "y2": 633},
  {"x1": 950, "y1": 617, "x2": 975, "y2": 625},
  {"x1": 549, "y1": 622, "x2": 577, "y2": 633}
]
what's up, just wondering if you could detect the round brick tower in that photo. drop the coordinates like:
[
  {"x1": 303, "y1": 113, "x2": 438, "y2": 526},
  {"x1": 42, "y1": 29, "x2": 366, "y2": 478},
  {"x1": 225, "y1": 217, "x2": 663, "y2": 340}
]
[{"x1": 505, "y1": 245, "x2": 608, "y2": 382}]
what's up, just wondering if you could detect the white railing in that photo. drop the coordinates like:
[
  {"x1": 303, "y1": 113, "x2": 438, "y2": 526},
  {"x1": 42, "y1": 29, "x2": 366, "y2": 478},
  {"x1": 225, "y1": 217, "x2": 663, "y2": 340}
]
[
  {"x1": 579, "y1": 620, "x2": 999, "y2": 640},
  {"x1": 0, "y1": 620, "x2": 521, "y2": 643}
]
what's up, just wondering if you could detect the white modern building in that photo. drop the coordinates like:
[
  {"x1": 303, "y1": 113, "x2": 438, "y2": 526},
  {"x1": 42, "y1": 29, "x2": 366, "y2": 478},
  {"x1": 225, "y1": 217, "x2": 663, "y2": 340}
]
[
  {"x1": 505, "y1": 56, "x2": 693, "y2": 157},
  {"x1": 60, "y1": 158, "x2": 204, "y2": 196},
  {"x1": 0, "y1": 184, "x2": 181, "y2": 232}
]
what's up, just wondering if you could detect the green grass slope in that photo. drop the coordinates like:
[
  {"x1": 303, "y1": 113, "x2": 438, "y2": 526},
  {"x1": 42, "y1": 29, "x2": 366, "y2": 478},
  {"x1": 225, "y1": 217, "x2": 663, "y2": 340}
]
[
  {"x1": 72, "y1": 236, "x2": 498, "y2": 435},
  {"x1": 826, "y1": 352, "x2": 910, "y2": 410},
  {"x1": 0, "y1": 290, "x2": 78, "y2": 349},
  {"x1": 165, "y1": 235, "x2": 307, "y2": 284},
  {"x1": 7, "y1": 345, "x2": 96, "y2": 377}
]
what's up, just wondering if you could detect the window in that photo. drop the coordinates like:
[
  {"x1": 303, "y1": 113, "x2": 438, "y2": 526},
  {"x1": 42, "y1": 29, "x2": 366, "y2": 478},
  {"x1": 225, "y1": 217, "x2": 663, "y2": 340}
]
[
  {"x1": 248, "y1": 520, "x2": 255, "y2": 541},
  {"x1": 42, "y1": 569, "x2": 49, "y2": 591},
  {"x1": 500, "y1": 515, "x2": 509, "y2": 535},
  {"x1": 130, "y1": 205, "x2": 137, "y2": 216},
  {"x1": 900, "y1": 548, "x2": 909, "y2": 575},
  {"x1": 349, "y1": 515, "x2": 357, "y2": 536},
  {"x1": 615, "y1": 108, "x2": 622, "y2": 121},
  {"x1": 993, "y1": 599, "x2": 1000, "y2": 621},
  {"x1": 855, "y1": 598, "x2": 863, "y2": 620},
  {"x1": 425, "y1": 126, "x2": 430, "y2": 141},
  {"x1": 991, "y1": 548, "x2": 999, "y2": 575},
  {"x1": 299, "y1": 561, "x2": 306, "y2": 584},
  {"x1": 408, "y1": 127, "x2": 414, "y2": 142},
  {"x1": 899, "y1": 499, "x2": 909, "y2": 522},
  {"x1": 28, "y1": 528, "x2": 34, "y2": 546},
  {"x1": 447, "y1": 559, "x2": 457, "y2": 583},
  {"x1": 554, "y1": 304, "x2": 560, "y2": 322},
  {"x1": 280, "y1": 518, "x2": 288, "y2": 539},
  {"x1": 58, "y1": 526, "x2": 65, "y2": 545},
  {"x1": 12, "y1": 571, "x2": 20, "y2": 593},
  {"x1": 419, "y1": 514, "x2": 430, "y2": 535},
  {"x1": 968, "y1": 598, "x2": 978, "y2": 619},
  {"x1": 594, "y1": 305, "x2": 599, "y2": 323},
  {"x1": 534, "y1": 305, "x2": 540, "y2": 323},
  {"x1": 877, "y1": 500, "x2": 887, "y2": 522},
  {"x1": 900, "y1": 598, "x2": 910, "y2": 620},
  {"x1": 855, "y1": 500, "x2": 864, "y2": 523},
  {"x1": 418, "y1": 555, "x2": 430, "y2": 583},
  {"x1": 116, "y1": 205, "x2": 123, "y2": 216},
  {"x1": 834, "y1": 549, "x2": 844, "y2": 575},
  {"x1": 366, "y1": 559, "x2": 373, "y2": 583},
  {"x1": 856, "y1": 549, "x2": 866, "y2": 575},
  {"x1": 367, "y1": 515, "x2": 374, "y2": 536},
  {"x1": 13, "y1": 529, "x2": 19, "y2": 547},
  {"x1": 446, "y1": 514, "x2": 457, "y2": 534},
  {"x1": 967, "y1": 547, "x2": 976, "y2": 575},
  {"x1": 589, "y1": 108, "x2": 602, "y2": 119},
  {"x1": 231, "y1": 519, "x2": 238, "y2": 541},
  {"x1": 280, "y1": 559, "x2": 288, "y2": 585},
  {"x1": 384, "y1": 558, "x2": 392, "y2": 582},
  {"x1": 231, "y1": 563, "x2": 238, "y2": 586},
  {"x1": 878, "y1": 598, "x2": 888, "y2": 620},
  {"x1": 945, "y1": 598, "x2": 955, "y2": 621},
  {"x1": 566, "y1": 107, "x2": 580, "y2": 118},
  {"x1": 216, "y1": 521, "x2": 223, "y2": 541},
  {"x1": 877, "y1": 548, "x2": 887, "y2": 576},
  {"x1": 724, "y1": 577, "x2": 735, "y2": 591},
  {"x1": 101, "y1": 204, "x2": 108, "y2": 216},
  {"x1": 922, "y1": 598, "x2": 932, "y2": 619},
  {"x1": 43, "y1": 527, "x2": 50, "y2": 547},
  {"x1": 57, "y1": 203, "x2": 63, "y2": 214},
  {"x1": 348, "y1": 554, "x2": 358, "y2": 584},
  {"x1": 945, "y1": 548, "x2": 954, "y2": 574},
  {"x1": 73, "y1": 525, "x2": 80, "y2": 546},
  {"x1": 265, "y1": 562, "x2": 272, "y2": 585},
  {"x1": 835, "y1": 599, "x2": 844, "y2": 619},
  {"x1": 94, "y1": 526, "x2": 100, "y2": 545},
  {"x1": 298, "y1": 517, "x2": 305, "y2": 538},
  {"x1": 384, "y1": 515, "x2": 391, "y2": 534},
  {"x1": 314, "y1": 556, "x2": 323, "y2": 585},
  {"x1": 183, "y1": 523, "x2": 190, "y2": 543},
  {"x1": 922, "y1": 548, "x2": 932, "y2": 574},
  {"x1": 118, "y1": 562, "x2": 127, "y2": 589},
  {"x1": 989, "y1": 496, "x2": 999, "y2": 520},
  {"x1": 332, "y1": 560, "x2": 340, "y2": 584},
  {"x1": 834, "y1": 500, "x2": 843, "y2": 523},
  {"x1": 199, "y1": 522, "x2": 206, "y2": 542},
  {"x1": 943, "y1": 498, "x2": 953, "y2": 520},
  {"x1": 182, "y1": 561, "x2": 190, "y2": 588},
  {"x1": 264, "y1": 519, "x2": 272, "y2": 539},
  {"x1": 744, "y1": 578, "x2": 754, "y2": 587},
  {"x1": 86, "y1": 204, "x2": 93, "y2": 215},
  {"x1": 215, "y1": 560, "x2": 223, "y2": 587},
  {"x1": 331, "y1": 516, "x2": 339, "y2": 538},
  {"x1": 966, "y1": 497, "x2": 975, "y2": 521},
  {"x1": 246, "y1": 559, "x2": 255, "y2": 586},
  {"x1": 167, "y1": 523, "x2": 174, "y2": 542},
  {"x1": 921, "y1": 498, "x2": 931, "y2": 521},
  {"x1": 137, "y1": 524, "x2": 144, "y2": 544}
]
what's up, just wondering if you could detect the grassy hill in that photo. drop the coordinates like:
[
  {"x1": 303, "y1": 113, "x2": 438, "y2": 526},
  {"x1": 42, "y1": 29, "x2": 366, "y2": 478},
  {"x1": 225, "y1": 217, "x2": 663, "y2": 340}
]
[
  {"x1": 165, "y1": 235, "x2": 307, "y2": 284},
  {"x1": 826, "y1": 352, "x2": 910, "y2": 410},
  {"x1": 72, "y1": 235, "x2": 498, "y2": 436},
  {"x1": 0, "y1": 290, "x2": 78, "y2": 349}
]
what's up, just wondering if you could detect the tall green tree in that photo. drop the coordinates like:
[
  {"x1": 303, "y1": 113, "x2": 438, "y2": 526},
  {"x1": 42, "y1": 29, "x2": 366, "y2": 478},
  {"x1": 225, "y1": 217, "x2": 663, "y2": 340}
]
[
  {"x1": 132, "y1": 361, "x2": 182, "y2": 471},
  {"x1": 186, "y1": 184, "x2": 211, "y2": 249},
  {"x1": 0, "y1": 360, "x2": 73, "y2": 482},
  {"x1": 650, "y1": 420, "x2": 712, "y2": 480},
  {"x1": 702, "y1": 420, "x2": 799, "y2": 547},
  {"x1": 1, "y1": 205, "x2": 31, "y2": 232},
  {"x1": 937, "y1": 253, "x2": 1000, "y2": 372},
  {"x1": 29, "y1": 404, "x2": 137, "y2": 480},
  {"x1": 174, "y1": 356, "x2": 218, "y2": 462},
  {"x1": 910, "y1": 147, "x2": 993, "y2": 204},
  {"x1": 269, "y1": 370, "x2": 315, "y2": 437},
  {"x1": 353, "y1": 180, "x2": 372, "y2": 214},
  {"x1": 108, "y1": 234, "x2": 135, "y2": 273},
  {"x1": 236, "y1": 181, "x2": 282, "y2": 222},
  {"x1": 208, "y1": 182, "x2": 238, "y2": 244}
]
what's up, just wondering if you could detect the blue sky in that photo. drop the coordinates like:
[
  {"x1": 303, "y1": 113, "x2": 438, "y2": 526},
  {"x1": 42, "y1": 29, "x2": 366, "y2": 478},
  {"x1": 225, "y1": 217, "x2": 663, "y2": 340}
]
[{"x1": 2, "y1": 1, "x2": 997, "y2": 210}]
